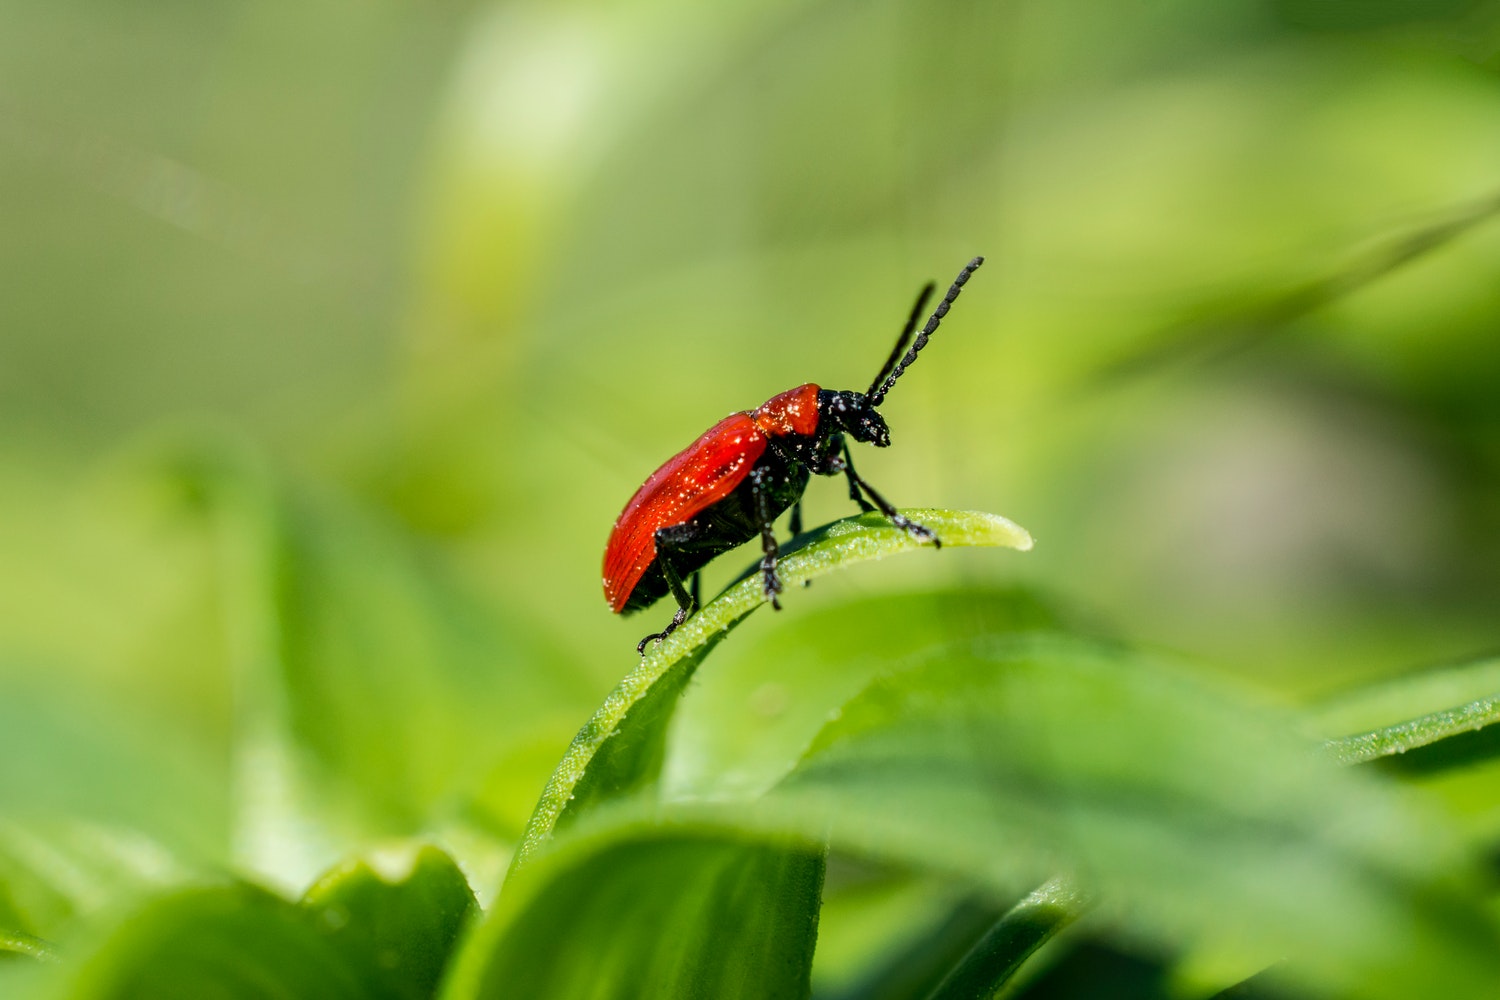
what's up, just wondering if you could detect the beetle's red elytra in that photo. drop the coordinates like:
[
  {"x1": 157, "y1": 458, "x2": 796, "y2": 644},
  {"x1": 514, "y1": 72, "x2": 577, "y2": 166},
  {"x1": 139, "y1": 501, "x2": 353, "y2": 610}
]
[
  {"x1": 603, "y1": 383, "x2": 822, "y2": 615},
  {"x1": 603, "y1": 257, "x2": 984, "y2": 653}
]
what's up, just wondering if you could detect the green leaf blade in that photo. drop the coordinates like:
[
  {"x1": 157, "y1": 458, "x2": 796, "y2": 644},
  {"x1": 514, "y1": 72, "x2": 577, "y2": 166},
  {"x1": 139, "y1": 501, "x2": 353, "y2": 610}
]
[
  {"x1": 924, "y1": 878, "x2": 1085, "y2": 1000},
  {"x1": 1316, "y1": 656, "x2": 1500, "y2": 767},
  {"x1": 299, "y1": 845, "x2": 478, "y2": 1000},
  {"x1": 513, "y1": 510, "x2": 1032, "y2": 868},
  {"x1": 61, "y1": 884, "x2": 371, "y2": 1000},
  {"x1": 446, "y1": 825, "x2": 825, "y2": 1000},
  {"x1": 0, "y1": 929, "x2": 51, "y2": 963},
  {"x1": 1325, "y1": 695, "x2": 1500, "y2": 767},
  {"x1": 664, "y1": 586, "x2": 1066, "y2": 807},
  {"x1": 769, "y1": 635, "x2": 1500, "y2": 1000}
]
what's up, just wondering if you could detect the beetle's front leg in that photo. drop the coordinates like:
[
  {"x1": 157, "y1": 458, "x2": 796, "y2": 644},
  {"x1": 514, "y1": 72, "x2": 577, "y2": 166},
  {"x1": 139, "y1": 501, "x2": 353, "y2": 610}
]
[
  {"x1": 811, "y1": 434, "x2": 876, "y2": 513},
  {"x1": 839, "y1": 447, "x2": 939, "y2": 548},
  {"x1": 749, "y1": 466, "x2": 784, "y2": 609},
  {"x1": 834, "y1": 443, "x2": 877, "y2": 513}
]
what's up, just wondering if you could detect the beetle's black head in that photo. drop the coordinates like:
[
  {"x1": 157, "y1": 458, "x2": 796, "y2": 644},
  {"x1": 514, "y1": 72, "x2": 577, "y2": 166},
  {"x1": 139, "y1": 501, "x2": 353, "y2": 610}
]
[{"x1": 818, "y1": 389, "x2": 890, "y2": 447}]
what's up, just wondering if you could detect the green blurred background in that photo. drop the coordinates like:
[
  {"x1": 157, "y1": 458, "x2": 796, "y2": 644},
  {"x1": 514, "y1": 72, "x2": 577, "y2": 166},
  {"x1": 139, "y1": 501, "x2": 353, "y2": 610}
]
[{"x1": 2, "y1": 0, "x2": 1499, "y2": 930}]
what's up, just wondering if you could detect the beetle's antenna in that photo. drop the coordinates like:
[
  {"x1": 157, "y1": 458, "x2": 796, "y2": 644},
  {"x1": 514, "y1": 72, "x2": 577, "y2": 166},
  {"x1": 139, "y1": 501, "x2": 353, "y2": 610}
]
[
  {"x1": 868, "y1": 256, "x2": 984, "y2": 407},
  {"x1": 866, "y1": 282, "x2": 935, "y2": 398}
]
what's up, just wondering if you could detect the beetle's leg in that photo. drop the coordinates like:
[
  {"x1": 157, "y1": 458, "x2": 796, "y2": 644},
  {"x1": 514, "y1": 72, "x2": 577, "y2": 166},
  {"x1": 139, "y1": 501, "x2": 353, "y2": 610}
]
[
  {"x1": 841, "y1": 460, "x2": 940, "y2": 548},
  {"x1": 690, "y1": 570, "x2": 701, "y2": 610},
  {"x1": 785, "y1": 501, "x2": 814, "y2": 588},
  {"x1": 749, "y1": 467, "x2": 785, "y2": 609},
  {"x1": 838, "y1": 443, "x2": 878, "y2": 513},
  {"x1": 636, "y1": 528, "x2": 700, "y2": 655}
]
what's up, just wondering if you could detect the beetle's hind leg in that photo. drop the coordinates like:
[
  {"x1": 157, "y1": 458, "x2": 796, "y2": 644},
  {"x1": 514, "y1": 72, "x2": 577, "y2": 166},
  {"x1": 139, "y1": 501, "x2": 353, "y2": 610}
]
[
  {"x1": 786, "y1": 502, "x2": 813, "y2": 589},
  {"x1": 636, "y1": 528, "x2": 701, "y2": 656},
  {"x1": 634, "y1": 559, "x2": 693, "y2": 655}
]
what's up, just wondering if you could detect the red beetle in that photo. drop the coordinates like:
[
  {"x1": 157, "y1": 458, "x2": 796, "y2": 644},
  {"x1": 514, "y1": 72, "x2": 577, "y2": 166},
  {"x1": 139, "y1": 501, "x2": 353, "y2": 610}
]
[{"x1": 604, "y1": 257, "x2": 984, "y2": 652}]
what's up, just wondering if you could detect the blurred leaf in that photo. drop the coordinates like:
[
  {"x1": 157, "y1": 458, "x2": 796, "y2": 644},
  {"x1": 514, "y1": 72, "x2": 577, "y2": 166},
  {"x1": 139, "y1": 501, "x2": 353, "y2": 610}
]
[
  {"x1": 660, "y1": 587, "x2": 1070, "y2": 996},
  {"x1": 1269, "y1": 0, "x2": 1485, "y2": 32},
  {"x1": 1201, "y1": 965, "x2": 1318, "y2": 1000},
  {"x1": 666, "y1": 587, "x2": 1068, "y2": 803},
  {"x1": 0, "y1": 819, "x2": 191, "y2": 946},
  {"x1": 1095, "y1": 187, "x2": 1500, "y2": 381},
  {"x1": 152, "y1": 441, "x2": 595, "y2": 883},
  {"x1": 1313, "y1": 655, "x2": 1500, "y2": 740},
  {"x1": 818, "y1": 876, "x2": 1081, "y2": 1000},
  {"x1": 0, "y1": 879, "x2": 24, "y2": 935},
  {"x1": 1313, "y1": 656, "x2": 1500, "y2": 852},
  {"x1": 1317, "y1": 654, "x2": 1500, "y2": 771},
  {"x1": 1325, "y1": 696, "x2": 1500, "y2": 769},
  {"x1": 1005, "y1": 939, "x2": 1175, "y2": 1000},
  {"x1": 0, "y1": 929, "x2": 51, "y2": 963},
  {"x1": 60, "y1": 883, "x2": 369, "y2": 1000},
  {"x1": 768, "y1": 634, "x2": 1500, "y2": 999},
  {"x1": 444, "y1": 823, "x2": 824, "y2": 1000},
  {"x1": 268, "y1": 486, "x2": 593, "y2": 829},
  {"x1": 300, "y1": 845, "x2": 477, "y2": 1000},
  {"x1": 0, "y1": 0, "x2": 463, "y2": 440},
  {"x1": 923, "y1": 878, "x2": 1084, "y2": 1000},
  {"x1": 513, "y1": 509, "x2": 1033, "y2": 868},
  {"x1": 815, "y1": 877, "x2": 1006, "y2": 1000},
  {"x1": 0, "y1": 676, "x2": 224, "y2": 864}
]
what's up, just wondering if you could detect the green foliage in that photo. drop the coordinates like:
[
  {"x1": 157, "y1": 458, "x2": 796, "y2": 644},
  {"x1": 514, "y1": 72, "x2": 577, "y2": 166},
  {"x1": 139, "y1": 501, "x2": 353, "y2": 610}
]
[
  {"x1": 515, "y1": 510, "x2": 1032, "y2": 867},
  {"x1": 14, "y1": 493, "x2": 1500, "y2": 997},
  {"x1": 5, "y1": 512, "x2": 1500, "y2": 999},
  {"x1": 1319, "y1": 656, "x2": 1500, "y2": 765},
  {"x1": 922, "y1": 879, "x2": 1082, "y2": 1000},
  {"x1": 63, "y1": 884, "x2": 371, "y2": 1000},
  {"x1": 44, "y1": 846, "x2": 477, "y2": 1000},
  {"x1": 772, "y1": 635, "x2": 1498, "y2": 998},
  {"x1": 447, "y1": 825, "x2": 825, "y2": 1000},
  {"x1": 0, "y1": 930, "x2": 51, "y2": 963},
  {"x1": 3, "y1": 1, "x2": 1500, "y2": 997},
  {"x1": 300, "y1": 846, "x2": 477, "y2": 1000}
]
